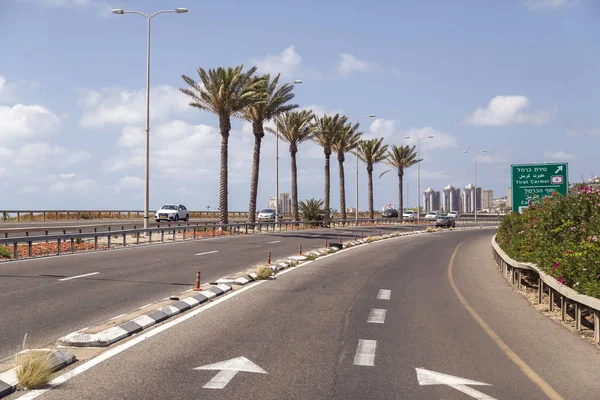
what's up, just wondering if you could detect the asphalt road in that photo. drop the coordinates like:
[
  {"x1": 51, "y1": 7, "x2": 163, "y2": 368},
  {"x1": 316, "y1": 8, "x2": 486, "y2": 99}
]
[
  {"x1": 25, "y1": 229, "x2": 600, "y2": 400},
  {"x1": 0, "y1": 224, "x2": 411, "y2": 361}
]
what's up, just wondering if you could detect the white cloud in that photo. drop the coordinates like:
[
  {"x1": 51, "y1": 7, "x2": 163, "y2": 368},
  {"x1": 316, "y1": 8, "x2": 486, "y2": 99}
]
[
  {"x1": 336, "y1": 53, "x2": 375, "y2": 77},
  {"x1": 401, "y1": 127, "x2": 459, "y2": 151},
  {"x1": 463, "y1": 95, "x2": 552, "y2": 126},
  {"x1": 118, "y1": 176, "x2": 144, "y2": 189},
  {"x1": 477, "y1": 152, "x2": 513, "y2": 164},
  {"x1": 391, "y1": 68, "x2": 403, "y2": 78},
  {"x1": 78, "y1": 85, "x2": 191, "y2": 128},
  {"x1": 544, "y1": 150, "x2": 576, "y2": 161},
  {"x1": 526, "y1": 0, "x2": 578, "y2": 10},
  {"x1": 0, "y1": 76, "x2": 18, "y2": 104},
  {"x1": 34, "y1": 0, "x2": 113, "y2": 16},
  {"x1": 0, "y1": 104, "x2": 60, "y2": 143},
  {"x1": 50, "y1": 178, "x2": 96, "y2": 194},
  {"x1": 59, "y1": 173, "x2": 76, "y2": 179},
  {"x1": 252, "y1": 46, "x2": 302, "y2": 78},
  {"x1": 566, "y1": 128, "x2": 600, "y2": 137},
  {"x1": 13, "y1": 143, "x2": 91, "y2": 168}
]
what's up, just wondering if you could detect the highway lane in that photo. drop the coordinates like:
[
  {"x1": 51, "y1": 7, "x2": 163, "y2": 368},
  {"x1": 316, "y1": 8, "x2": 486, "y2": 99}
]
[
  {"x1": 0, "y1": 224, "x2": 409, "y2": 361},
  {"x1": 29, "y1": 229, "x2": 600, "y2": 400}
]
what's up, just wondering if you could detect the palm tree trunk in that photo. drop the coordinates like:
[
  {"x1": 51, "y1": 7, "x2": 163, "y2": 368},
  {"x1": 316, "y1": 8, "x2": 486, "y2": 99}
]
[
  {"x1": 218, "y1": 117, "x2": 230, "y2": 225},
  {"x1": 398, "y1": 169, "x2": 404, "y2": 222},
  {"x1": 324, "y1": 151, "x2": 331, "y2": 218},
  {"x1": 247, "y1": 123, "x2": 264, "y2": 224},
  {"x1": 367, "y1": 166, "x2": 374, "y2": 220},
  {"x1": 339, "y1": 156, "x2": 347, "y2": 221},
  {"x1": 290, "y1": 149, "x2": 299, "y2": 221}
]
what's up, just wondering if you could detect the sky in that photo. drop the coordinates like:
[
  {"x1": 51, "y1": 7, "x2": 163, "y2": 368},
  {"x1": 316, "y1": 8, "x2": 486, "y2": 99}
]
[{"x1": 1, "y1": 0, "x2": 599, "y2": 212}]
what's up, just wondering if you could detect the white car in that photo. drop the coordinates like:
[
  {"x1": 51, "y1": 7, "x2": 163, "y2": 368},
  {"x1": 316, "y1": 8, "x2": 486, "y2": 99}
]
[
  {"x1": 155, "y1": 204, "x2": 189, "y2": 222},
  {"x1": 424, "y1": 211, "x2": 439, "y2": 220},
  {"x1": 447, "y1": 211, "x2": 460, "y2": 219},
  {"x1": 402, "y1": 211, "x2": 417, "y2": 219},
  {"x1": 257, "y1": 208, "x2": 281, "y2": 221}
]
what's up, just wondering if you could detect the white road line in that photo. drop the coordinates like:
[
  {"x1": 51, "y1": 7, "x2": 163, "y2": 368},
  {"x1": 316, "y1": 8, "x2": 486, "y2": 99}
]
[
  {"x1": 353, "y1": 339, "x2": 377, "y2": 366},
  {"x1": 16, "y1": 281, "x2": 265, "y2": 400},
  {"x1": 377, "y1": 289, "x2": 391, "y2": 300},
  {"x1": 195, "y1": 250, "x2": 219, "y2": 256},
  {"x1": 58, "y1": 272, "x2": 100, "y2": 281},
  {"x1": 267, "y1": 240, "x2": 281, "y2": 244},
  {"x1": 367, "y1": 308, "x2": 387, "y2": 324}
]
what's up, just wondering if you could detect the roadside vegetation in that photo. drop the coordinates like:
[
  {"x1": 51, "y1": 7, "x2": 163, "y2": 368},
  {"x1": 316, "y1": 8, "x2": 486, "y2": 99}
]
[
  {"x1": 497, "y1": 188, "x2": 600, "y2": 298},
  {"x1": 0, "y1": 246, "x2": 11, "y2": 259}
]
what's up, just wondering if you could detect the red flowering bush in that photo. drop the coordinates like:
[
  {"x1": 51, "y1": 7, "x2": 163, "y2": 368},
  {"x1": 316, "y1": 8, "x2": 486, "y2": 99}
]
[{"x1": 497, "y1": 186, "x2": 600, "y2": 298}]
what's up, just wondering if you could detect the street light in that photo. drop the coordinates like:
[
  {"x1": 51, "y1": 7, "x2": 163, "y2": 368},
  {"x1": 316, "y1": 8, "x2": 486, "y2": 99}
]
[
  {"x1": 275, "y1": 80, "x2": 302, "y2": 223},
  {"x1": 404, "y1": 134, "x2": 434, "y2": 222},
  {"x1": 463, "y1": 149, "x2": 487, "y2": 222},
  {"x1": 348, "y1": 114, "x2": 376, "y2": 223},
  {"x1": 112, "y1": 7, "x2": 188, "y2": 229}
]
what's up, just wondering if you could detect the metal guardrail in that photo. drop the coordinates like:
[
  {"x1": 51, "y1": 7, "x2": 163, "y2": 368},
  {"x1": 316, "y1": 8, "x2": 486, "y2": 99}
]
[
  {"x1": 491, "y1": 235, "x2": 600, "y2": 344},
  {"x1": 0, "y1": 218, "x2": 408, "y2": 261}
]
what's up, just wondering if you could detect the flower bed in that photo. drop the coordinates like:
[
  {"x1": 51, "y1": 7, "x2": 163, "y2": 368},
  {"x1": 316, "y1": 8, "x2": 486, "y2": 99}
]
[{"x1": 496, "y1": 187, "x2": 600, "y2": 298}]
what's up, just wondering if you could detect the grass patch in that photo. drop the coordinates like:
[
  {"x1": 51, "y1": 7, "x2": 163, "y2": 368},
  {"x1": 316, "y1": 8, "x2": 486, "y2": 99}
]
[
  {"x1": 426, "y1": 227, "x2": 434, "y2": 232},
  {"x1": 290, "y1": 260, "x2": 298, "y2": 267},
  {"x1": 0, "y1": 246, "x2": 11, "y2": 259},
  {"x1": 436, "y1": 227, "x2": 443, "y2": 232},
  {"x1": 254, "y1": 265, "x2": 273, "y2": 280},
  {"x1": 16, "y1": 350, "x2": 53, "y2": 390},
  {"x1": 305, "y1": 254, "x2": 317, "y2": 261}
]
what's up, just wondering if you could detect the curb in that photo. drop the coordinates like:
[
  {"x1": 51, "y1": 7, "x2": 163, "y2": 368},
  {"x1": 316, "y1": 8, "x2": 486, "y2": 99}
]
[{"x1": 0, "y1": 350, "x2": 75, "y2": 397}]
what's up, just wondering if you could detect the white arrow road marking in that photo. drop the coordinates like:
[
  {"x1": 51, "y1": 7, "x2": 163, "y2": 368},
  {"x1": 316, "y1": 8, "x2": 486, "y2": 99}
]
[
  {"x1": 58, "y1": 272, "x2": 100, "y2": 281},
  {"x1": 195, "y1": 250, "x2": 219, "y2": 256},
  {"x1": 377, "y1": 289, "x2": 391, "y2": 300},
  {"x1": 416, "y1": 368, "x2": 497, "y2": 400},
  {"x1": 195, "y1": 357, "x2": 267, "y2": 389}
]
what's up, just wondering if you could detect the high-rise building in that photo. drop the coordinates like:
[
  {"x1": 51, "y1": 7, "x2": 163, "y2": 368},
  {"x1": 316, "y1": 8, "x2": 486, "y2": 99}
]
[
  {"x1": 481, "y1": 189, "x2": 494, "y2": 211},
  {"x1": 423, "y1": 188, "x2": 441, "y2": 212},
  {"x1": 463, "y1": 184, "x2": 482, "y2": 212},
  {"x1": 267, "y1": 196, "x2": 277, "y2": 209},
  {"x1": 267, "y1": 193, "x2": 292, "y2": 214},
  {"x1": 443, "y1": 185, "x2": 461, "y2": 212},
  {"x1": 506, "y1": 188, "x2": 512, "y2": 210}
]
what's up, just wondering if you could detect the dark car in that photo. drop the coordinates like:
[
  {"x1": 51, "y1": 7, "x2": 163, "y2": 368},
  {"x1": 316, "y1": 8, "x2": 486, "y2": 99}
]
[
  {"x1": 382, "y1": 208, "x2": 399, "y2": 218},
  {"x1": 435, "y1": 215, "x2": 456, "y2": 228}
]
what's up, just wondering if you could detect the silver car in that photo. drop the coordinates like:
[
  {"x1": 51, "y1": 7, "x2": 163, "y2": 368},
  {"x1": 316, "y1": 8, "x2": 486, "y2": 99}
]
[
  {"x1": 257, "y1": 208, "x2": 281, "y2": 221},
  {"x1": 155, "y1": 204, "x2": 189, "y2": 222}
]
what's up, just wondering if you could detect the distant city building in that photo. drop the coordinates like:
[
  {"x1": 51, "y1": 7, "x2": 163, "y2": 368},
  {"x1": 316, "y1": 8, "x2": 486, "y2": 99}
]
[
  {"x1": 462, "y1": 184, "x2": 482, "y2": 213},
  {"x1": 423, "y1": 188, "x2": 441, "y2": 212},
  {"x1": 443, "y1": 184, "x2": 461, "y2": 212},
  {"x1": 506, "y1": 187, "x2": 512, "y2": 210},
  {"x1": 481, "y1": 189, "x2": 494, "y2": 211},
  {"x1": 267, "y1": 193, "x2": 292, "y2": 214}
]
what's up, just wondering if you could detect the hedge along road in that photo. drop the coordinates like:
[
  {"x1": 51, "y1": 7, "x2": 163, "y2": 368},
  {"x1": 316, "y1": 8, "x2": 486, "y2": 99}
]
[
  {"x1": 20, "y1": 230, "x2": 600, "y2": 400},
  {"x1": 0, "y1": 223, "x2": 412, "y2": 361}
]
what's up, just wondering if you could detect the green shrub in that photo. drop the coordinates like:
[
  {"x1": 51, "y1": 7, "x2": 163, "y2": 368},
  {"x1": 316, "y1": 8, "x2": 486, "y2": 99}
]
[
  {"x1": 0, "y1": 246, "x2": 11, "y2": 259},
  {"x1": 497, "y1": 188, "x2": 600, "y2": 297}
]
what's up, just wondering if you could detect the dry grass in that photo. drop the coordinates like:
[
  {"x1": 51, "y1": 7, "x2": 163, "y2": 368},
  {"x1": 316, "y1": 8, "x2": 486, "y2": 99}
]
[
  {"x1": 426, "y1": 227, "x2": 434, "y2": 232},
  {"x1": 254, "y1": 265, "x2": 273, "y2": 280},
  {"x1": 16, "y1": 351, "x2": 53, "y2": 389},
  {"x1": 305, "y1": 254, "x2": 317, "y2": 261}
]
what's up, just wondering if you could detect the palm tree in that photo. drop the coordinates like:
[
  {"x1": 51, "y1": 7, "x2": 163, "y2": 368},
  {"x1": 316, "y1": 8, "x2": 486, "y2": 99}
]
[
  {"x1": 180, "y1": 65, "x2": 262, "y2": 225},
  {"x1": 380, "y1": 145, "x2": 421, "y2": 221},
  {"x1": 357, "y1": 138, "x2": 388, "y2": 220},
  {"x1": 239, "y1": 74, "x2": 298, "y2": 224},
  {"x1": 312, "y1": 114, "x2": 348, "y2": 218},
  {"x1": 299, "y1": 198, "x2": 325, "y2": 224},
  {"x1": 332, "y1": 122, "x2": 362, "y2": 220},
  {"x1": 268, "y1": 110, "x2": 315, "y2": 221}
]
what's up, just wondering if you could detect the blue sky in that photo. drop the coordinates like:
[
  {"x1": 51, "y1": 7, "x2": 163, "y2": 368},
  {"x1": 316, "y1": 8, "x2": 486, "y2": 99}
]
[{"x1": 1, "y1": 0, "x2": 599, "y2": 211}]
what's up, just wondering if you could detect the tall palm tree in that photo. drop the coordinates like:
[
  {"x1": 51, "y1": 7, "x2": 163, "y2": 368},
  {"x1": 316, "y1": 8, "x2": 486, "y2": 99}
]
[
  {"x1": 312, "y1": 114, "x2": 348, "y2": 218},
  {"x1": 332, "y1": 122, "x2": 362, "y2": 220},
  {"x1": 268, "y1": 110, "x2": 315, "y2": 221},
  {"x1": 380, "y1": 145, "x2": 421, "y2": 221},
  {"x1": 239, "y1": 74, "x2": 298, "y2": 224},
  {"x1": 180, "y1": 65, "x2": 262, "y2": 225},
  {"x1": 357, "y1": 138, "x2": 388, "y2": 220}
]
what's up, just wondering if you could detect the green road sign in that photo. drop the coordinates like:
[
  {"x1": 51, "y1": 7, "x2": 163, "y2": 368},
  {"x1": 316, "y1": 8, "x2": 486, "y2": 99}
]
[{"x1": 511, "y1": 163, "x2": 568, "y2": 212}]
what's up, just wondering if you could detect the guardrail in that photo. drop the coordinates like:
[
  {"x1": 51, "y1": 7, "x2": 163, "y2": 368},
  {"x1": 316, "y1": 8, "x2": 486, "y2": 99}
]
[
  {"x1": 0, "y1": 218, "x2": 409, "y2": 262},
  {"x1": 0, "y1": 209, "x2": 505, "y2": 222},
  {"x1": 491, "y1": 235, "x2": 600, "y2": 344}
]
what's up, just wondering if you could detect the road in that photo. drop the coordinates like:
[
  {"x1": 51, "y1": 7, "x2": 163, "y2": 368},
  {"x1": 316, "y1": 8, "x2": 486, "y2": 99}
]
[
  {"x1": 0, "y1": 224, "x2": 411, "y2": 361},
  {"x1": 16, "y1": 229, "x2": 600, "y2": 400}
]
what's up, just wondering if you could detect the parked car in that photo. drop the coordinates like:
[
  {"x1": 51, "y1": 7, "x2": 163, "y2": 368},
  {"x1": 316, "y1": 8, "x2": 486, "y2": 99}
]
[
  {"x1": 382, "y1": 208, "x2": 399, "y2": 218},
  {"x1": 257, "y1": 208, "x2": 282, "y2": 221},
  {"x1": 155, "y1": 204, "x2": 189, "y2": 222},
  {"x1": 403, "y1": 211, "x2": 417, "y2": 219},
  {"x1": 435, "y1": 215, "x2": 456, "y2": 228},
  {"x1": 424, "y1": 211, "x2": 439, "y2": 220},
  {"x1": 447, "y1": 211, "x2": 460, "y2": 219}
]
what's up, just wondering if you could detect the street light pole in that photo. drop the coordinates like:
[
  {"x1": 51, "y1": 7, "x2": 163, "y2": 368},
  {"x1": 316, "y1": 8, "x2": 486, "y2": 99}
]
[
  {"x1": 405, "y1": 135, "x2": 434, "y2": 222},
  {"x1": 348, "y1": 114, "x2": 376, "y2": 223},
  {"x1": 463, "y1": 149, "x2": 487, "y2": 222},
  {"x1": 274, "y1": 80, "x2": 302, "y2": 223},
  {"x1": 112, "y1": 7, "x2": 188, "y2": 230}
]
